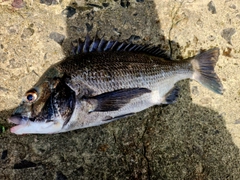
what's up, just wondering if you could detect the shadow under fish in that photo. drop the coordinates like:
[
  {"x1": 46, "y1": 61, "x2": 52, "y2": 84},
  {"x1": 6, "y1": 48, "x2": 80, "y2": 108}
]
[{"x1": 8, "y1": 35, "x2": 223, "y2": 134}]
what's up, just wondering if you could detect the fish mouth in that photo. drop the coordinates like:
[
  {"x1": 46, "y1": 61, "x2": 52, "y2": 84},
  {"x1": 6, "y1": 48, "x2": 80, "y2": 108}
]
[
  {"x1": 8, "y1": 115, "x2": 29, "y2": 125},
  {"x1": 8, "y1": 114, "x2": 63, "y2": 135},
  {"x1": 8, "y1": 115, "x2": 30, "y2": 134}
]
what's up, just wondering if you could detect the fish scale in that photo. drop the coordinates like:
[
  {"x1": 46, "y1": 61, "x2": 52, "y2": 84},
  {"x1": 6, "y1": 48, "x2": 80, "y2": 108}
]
[{"x1": 59, "y1": 52, "x2": 192, "y2": 95}]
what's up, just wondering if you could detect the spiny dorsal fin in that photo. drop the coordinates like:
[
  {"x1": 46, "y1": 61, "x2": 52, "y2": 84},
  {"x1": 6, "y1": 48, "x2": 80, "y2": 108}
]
[{"x1": 71, "y1": 35, "x2": 169, "y2": 59}]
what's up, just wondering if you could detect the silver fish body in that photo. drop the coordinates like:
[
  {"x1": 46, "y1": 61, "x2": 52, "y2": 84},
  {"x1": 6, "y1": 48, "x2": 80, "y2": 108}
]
[{"x1": 9, "y1": 37, "x2": 223, "y2": 134}]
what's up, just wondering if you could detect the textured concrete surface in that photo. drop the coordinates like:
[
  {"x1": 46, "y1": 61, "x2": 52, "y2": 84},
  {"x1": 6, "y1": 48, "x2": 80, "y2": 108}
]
[{"x1": 0, "y1": 0, "x2": 240, "y2": 179}]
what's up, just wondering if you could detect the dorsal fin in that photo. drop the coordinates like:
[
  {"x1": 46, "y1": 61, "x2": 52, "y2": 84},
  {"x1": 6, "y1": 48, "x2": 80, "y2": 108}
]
[{"x1": 71, "y1": 35, "x2": 169, "y2": 59}]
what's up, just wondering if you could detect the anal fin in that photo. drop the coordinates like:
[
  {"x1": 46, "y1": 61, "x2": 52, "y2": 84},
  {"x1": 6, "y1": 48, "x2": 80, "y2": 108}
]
[{"x1": 162, "y1": 87, "x2": 179, "y2": 104}]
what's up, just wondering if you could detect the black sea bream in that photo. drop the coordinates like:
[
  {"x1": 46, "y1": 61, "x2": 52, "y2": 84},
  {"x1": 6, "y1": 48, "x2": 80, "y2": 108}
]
[{"x1": 9, "y1": 36, "x2": 223, "y2": 134}]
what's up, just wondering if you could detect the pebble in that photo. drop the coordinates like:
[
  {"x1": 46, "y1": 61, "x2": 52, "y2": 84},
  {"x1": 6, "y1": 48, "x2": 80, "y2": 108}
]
[
  {"x1": 0, "y1": 86, "x2": 9, "y2": 92},
  {"x1": 62, "y1": 6, "x2": 76, "y2": 18},
  {"x1": 234, "y1": 119, "x2": 240, "y2": 124},
  {"x1": 0, "y1": 52, "x2": 8, "y2": 63},
  {"x1": 199, "y1": 97, "x2": 212, "y2": 104},
  {"x1": 128, "y1": 35, "x2": 141, "y2": 42},
  {"x1": 191, "y1": 86, "x2": 199, "y2": 96},
  {"x1": 102, "y1": 2, "x2": 109, "y2": 7},
  {"x1": 208, "y1": 35, "x2": 215, "y2": 41},
  {"x1": 8, "y1": 25, "x2": 18, "y2": 34},
  {"x1": 40, "y1": 0, "x2": 59, "y2": 6},
  {"x1": 229, "y1": 4, "x2": 236, "y2": 9},
  {"x1": 120, "y1": 0, "x2": 130, "y2": 8},
  {"x1": 21, "y1": 28, "x2": 34, "y2": 39},
  {"x1": 49, "y1": 32, "x2": 65, "y2": 45},
  {"x1": 12, "y1": 0, "x2": 25, "y2": 8},
  {"x1": 86, "y1": 23, "x2": 93, "y2": 32},
  {"x1": 207, "y1": 1, "x2": 217, "y2": 14},
  {"x1": 221, "y1": 28, "x2": 236, "y2": 45},
  {"x1": 8, "y1": 58, "x2": 22, "y2": 69},
  {"x1": 196, "y1": 19, "x2": 203, "y2": 28}
]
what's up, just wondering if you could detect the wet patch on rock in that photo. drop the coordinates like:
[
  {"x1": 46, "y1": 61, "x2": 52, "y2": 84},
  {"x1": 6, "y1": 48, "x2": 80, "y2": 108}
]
[
  {"x1": 70, "y1": 167, "x2": 84, "y2": 177},
  {"x1": 13, "y1": 160, "x2": 37, "y2": 169},
  {"x1": 1, "y1": 150, "x2": 7, "y2": 160},
  {"x1": 56, "y1": 171, "x2": 68, "y2": 180}
]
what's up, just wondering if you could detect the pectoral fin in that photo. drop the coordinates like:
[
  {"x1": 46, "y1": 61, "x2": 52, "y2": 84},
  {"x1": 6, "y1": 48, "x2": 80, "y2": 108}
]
[{"x1": 87, "y1": 88, "x2": 151, "y2": 112}]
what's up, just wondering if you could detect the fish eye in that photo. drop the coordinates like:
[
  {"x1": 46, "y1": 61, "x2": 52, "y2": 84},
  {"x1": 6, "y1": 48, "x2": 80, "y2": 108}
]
[{"x1": 25, "y1": 89, "x2": 38, "y2": 103}]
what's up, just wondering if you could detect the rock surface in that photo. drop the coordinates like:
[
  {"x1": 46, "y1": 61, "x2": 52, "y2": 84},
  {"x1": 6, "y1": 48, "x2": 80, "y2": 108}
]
[{"x1": 0, "y1": 0, "x2": 240, "y2": 179}]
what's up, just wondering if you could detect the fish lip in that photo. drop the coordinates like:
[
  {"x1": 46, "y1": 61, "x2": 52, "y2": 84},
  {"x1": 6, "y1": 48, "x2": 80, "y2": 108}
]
[{"x1": 8, "y1": 115, "x2": 29, "y2": 125}]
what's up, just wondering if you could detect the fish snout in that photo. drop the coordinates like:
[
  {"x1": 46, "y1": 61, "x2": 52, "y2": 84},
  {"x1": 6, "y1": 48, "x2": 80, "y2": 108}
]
[{"x1": 8, "y1": 114, "x2": 28, "y2": 125}]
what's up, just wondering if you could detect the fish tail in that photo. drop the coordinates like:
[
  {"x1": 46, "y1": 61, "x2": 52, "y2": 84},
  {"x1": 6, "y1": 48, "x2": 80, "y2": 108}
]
[{"x1": 191, "y1": 48, "x2": 223, "y2": 94}]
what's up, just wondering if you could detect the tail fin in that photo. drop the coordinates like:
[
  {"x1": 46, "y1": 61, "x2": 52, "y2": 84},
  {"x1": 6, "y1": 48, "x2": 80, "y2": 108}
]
[{"x1": 191, "y1": 48, "x2": 223, "y2": 94}]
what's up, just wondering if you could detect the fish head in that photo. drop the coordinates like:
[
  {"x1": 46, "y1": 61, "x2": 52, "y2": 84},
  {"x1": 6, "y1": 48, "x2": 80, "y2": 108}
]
[{"x1": 9, "y1": 73, "x2": 76, "y2": 135}]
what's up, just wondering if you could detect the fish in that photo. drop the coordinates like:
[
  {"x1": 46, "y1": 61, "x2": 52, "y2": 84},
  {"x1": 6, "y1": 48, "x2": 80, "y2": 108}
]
[{"x1": 8, "y1": 36, "x2": 223, "y2": 134}]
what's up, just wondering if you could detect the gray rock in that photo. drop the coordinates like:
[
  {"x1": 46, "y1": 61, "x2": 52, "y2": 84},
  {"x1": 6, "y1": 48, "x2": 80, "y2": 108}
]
[
  {"x1": 62, "y1": 6, "x2": 76, "y2": 18},
  {"x1": 208, "y1": 1, "x2": 217, "y2": 14},
  {"x1": 21, "y1": 28, "x2": 34, "y2": 39},
  {"x1": 221, "y1": 28, "x2": 236, "y2": 45},
  {"x1": 49, "y1": 32, "x2": 65, "y2": 45}
]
